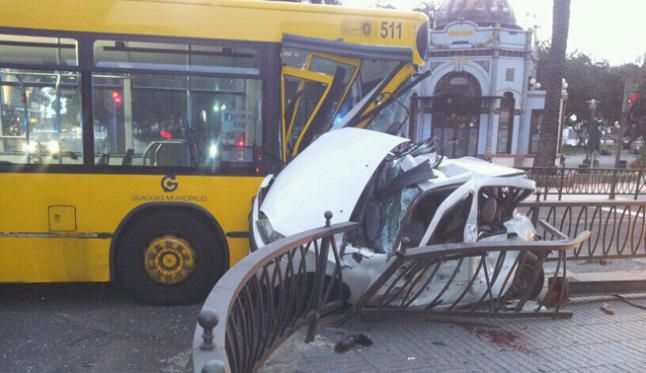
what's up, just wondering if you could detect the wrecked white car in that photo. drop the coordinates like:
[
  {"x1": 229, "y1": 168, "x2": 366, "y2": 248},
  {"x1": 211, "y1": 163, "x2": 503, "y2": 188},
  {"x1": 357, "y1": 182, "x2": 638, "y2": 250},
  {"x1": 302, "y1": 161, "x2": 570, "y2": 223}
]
[{"x1": 250, "y1": 128, "x2": 582, "y2": 310}]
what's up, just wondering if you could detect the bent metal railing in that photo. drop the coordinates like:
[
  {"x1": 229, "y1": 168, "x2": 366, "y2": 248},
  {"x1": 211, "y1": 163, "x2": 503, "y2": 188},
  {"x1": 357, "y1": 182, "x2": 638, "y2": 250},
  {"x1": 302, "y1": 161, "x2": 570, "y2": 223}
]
[
  {"x1": 521, "y1": 200, "x2": 646, "y2": 260},
  {"x1": 350, "y1": 223, "x2": 589, "y2": 320},
  {"x1": 192, "y1": 213, "x2": 357, "y2": 373},
  {"x1": 522, "y1": 167, "x2": 646, "y2": 200},
  {"x1": 193, "y1": 213, "x2": 593, "y2": 373}
]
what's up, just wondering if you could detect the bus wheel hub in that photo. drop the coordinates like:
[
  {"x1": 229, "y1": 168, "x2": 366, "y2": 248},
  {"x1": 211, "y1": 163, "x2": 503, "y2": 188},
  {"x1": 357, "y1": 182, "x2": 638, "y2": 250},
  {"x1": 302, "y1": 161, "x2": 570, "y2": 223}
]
[{"x1": 144, "y1": 235, "x2": 196, "y2": 285}]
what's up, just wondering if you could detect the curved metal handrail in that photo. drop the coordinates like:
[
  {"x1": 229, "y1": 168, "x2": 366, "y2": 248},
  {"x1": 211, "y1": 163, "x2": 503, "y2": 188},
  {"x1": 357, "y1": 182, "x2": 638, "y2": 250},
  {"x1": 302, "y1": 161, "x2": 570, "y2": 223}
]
[
  {"x1": 351, "y1": 229, "x2": 590, "y2": 319},
  {"x1": 193, "y1": 215, "x2": 358, "y2": 373}
]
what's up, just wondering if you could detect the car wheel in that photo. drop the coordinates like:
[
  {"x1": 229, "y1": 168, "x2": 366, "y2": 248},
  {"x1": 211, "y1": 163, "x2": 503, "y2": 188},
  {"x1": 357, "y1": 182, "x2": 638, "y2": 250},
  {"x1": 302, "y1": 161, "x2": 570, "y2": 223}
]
[{"x1": 116, "y1": 209, "x2": 227, "y2": 305}]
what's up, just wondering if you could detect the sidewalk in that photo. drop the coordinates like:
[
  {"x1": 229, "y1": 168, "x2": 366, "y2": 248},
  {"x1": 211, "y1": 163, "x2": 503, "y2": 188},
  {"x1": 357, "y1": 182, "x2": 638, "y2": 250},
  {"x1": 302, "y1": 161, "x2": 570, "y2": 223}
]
[
  {"x1": 563, "y1": 150, "x2": 638, "y2": 169},
  {"x1": 264, "y1": 295, "x2": 646, "y2": 372}
]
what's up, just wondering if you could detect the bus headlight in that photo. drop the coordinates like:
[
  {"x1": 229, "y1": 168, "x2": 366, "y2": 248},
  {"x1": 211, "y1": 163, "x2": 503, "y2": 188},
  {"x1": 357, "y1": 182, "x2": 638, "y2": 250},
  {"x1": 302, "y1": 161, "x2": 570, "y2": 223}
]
[{"x1": 47, "y1": 140, "x2": 60, "y2": 154}]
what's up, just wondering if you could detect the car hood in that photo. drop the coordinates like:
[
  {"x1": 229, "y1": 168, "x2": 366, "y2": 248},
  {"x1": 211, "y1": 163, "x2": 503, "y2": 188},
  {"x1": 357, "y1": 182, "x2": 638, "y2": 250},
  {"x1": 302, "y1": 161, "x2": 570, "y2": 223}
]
[{"x1": 260, "y1": 128, "x2": 408, "y2": 236}]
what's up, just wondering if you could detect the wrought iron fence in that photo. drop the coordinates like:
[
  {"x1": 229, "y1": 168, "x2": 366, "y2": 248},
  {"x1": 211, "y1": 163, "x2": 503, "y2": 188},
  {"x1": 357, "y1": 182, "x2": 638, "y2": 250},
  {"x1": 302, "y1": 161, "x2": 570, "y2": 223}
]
[
  {"x1": 521, "y1": 200, "x2": 646, "y2": 260},
  {"x1": 522, "y1": 167, "x2": 646, "y2": 200},
  {"x1": 192, "y1": 213, "x2": 357, "y2": 373},
  {"x1": 350, "y1": 221, "x2": 589, "y2": 320},
  {"x1": 193, "y1": 215, "x2": 589, "y2": 373}
]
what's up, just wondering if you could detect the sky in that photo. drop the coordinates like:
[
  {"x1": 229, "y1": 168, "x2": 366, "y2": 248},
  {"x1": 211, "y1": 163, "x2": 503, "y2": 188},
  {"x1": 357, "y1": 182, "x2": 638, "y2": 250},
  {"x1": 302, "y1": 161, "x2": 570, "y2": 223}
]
[{"x1": 342, "y1": 0, "x2": 645, "y2": 66}]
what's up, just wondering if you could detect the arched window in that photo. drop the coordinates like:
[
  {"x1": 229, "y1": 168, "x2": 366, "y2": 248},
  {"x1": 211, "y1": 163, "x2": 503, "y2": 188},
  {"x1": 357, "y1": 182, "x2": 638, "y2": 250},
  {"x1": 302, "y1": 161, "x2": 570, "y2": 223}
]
[{"x1": 497, "y1": 92, "x2": 514, "y2": 154}]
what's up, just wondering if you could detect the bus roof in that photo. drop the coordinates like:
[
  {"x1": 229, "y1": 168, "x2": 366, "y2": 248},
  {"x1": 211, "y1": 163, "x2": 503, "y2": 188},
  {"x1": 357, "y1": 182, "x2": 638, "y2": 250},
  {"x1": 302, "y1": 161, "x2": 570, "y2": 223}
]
[{"x1": 1, "y1": 0, "x2": 428, "y2": 65}]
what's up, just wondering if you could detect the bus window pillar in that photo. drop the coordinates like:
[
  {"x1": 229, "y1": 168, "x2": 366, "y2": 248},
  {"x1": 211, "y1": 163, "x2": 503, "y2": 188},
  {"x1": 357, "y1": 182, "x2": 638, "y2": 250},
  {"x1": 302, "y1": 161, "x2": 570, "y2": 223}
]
[
  {"x1": 123, "y1": 78, "x2": 133, "y2": 151},
  {"x1": 0, "y1": 85, "x2": 5, "y2": 153},
  {"x1": 186, "y1": 84, "x2": 192, "y2": 130}
]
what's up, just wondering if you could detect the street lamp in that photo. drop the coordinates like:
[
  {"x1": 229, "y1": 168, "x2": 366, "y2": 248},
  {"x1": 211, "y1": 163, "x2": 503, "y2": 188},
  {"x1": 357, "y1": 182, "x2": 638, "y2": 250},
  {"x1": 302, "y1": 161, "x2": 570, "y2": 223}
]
[{"x1": 614, "y1": 120, "x2": 625, "y2": 168}]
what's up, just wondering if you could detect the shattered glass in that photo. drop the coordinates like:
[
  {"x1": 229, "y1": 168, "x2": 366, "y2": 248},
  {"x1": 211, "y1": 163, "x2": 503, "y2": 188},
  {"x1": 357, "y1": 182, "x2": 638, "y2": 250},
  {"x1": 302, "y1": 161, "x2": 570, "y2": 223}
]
[{"x1": 377, "y1": 187, "x2": 420, "y2": 253}]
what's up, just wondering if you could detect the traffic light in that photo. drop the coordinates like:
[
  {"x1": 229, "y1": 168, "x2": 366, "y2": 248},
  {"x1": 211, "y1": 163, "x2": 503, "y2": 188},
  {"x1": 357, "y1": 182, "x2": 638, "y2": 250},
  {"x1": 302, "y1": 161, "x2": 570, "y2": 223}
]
[
  {"x1": 236, "y1": 137, "x2": 246, "y2": 148},
  {"x1": 628, "y1": 93, "x2": 646, "y2": 124},
  {"x1": 111, "y1": 91, "x2": 123, "y2": 107}
]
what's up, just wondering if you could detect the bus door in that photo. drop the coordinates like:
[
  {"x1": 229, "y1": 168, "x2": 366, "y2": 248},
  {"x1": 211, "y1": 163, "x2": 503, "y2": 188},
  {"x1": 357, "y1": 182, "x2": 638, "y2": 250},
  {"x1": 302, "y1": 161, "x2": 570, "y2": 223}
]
[
  {"x1": 304, "y1": 53, "x2": 361, "y2": 130},
  {"x1": 281, "y1": 67, "x2": 332, "y2": 163},
  {"x1": 280, "y1": 55, "x2": 361, "y2": 163},
  {"x1": 279, "y1": 34, "x2": 420, "y2": 161}
]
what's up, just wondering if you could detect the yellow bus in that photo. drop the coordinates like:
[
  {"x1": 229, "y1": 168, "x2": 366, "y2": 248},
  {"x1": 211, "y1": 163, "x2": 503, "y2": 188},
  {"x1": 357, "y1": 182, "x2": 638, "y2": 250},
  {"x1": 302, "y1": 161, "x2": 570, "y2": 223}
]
[{"x1": 0, "y1": 0, "x2": 428, "y2": 304}]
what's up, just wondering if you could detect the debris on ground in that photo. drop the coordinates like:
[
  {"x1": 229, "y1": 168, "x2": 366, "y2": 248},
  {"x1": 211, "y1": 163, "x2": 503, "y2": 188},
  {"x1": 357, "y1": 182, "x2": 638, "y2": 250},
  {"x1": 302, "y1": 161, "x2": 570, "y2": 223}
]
[
  {"x1": 334, "y1": 334, "x2": 373, "y2": 353},
  {"x1": 600, "y1": 302, "x2": 615, "y2": 315}
]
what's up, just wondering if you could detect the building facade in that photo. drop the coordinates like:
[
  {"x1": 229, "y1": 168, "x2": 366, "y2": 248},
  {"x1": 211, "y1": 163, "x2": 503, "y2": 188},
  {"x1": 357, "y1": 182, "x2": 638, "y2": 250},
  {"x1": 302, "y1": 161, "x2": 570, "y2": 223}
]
[{"x1": 414, "y1": 0, "x2": 547, "y2": 167}]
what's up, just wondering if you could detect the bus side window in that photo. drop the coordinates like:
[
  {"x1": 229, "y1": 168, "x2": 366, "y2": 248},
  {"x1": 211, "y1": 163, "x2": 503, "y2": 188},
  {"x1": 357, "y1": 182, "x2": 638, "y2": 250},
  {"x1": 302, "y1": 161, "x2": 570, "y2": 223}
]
[
  {"x1": 0, "y1": 34, "x2": 83, "y2": 165},
  {"x1": 91, "y1": 39, "x2": 263, "y2": 173}
]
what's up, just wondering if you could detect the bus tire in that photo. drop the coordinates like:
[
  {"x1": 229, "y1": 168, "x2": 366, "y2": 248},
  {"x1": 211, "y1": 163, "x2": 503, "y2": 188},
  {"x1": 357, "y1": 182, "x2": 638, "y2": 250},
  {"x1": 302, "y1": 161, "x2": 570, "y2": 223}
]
[{"x1": 115, "y1": 209, "x2": 227, "y2": 305}]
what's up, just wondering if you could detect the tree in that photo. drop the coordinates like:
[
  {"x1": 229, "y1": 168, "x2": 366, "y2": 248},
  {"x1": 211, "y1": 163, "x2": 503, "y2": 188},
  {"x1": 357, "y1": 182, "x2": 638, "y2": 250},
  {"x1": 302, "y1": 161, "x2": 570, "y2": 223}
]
[
  {"x1": 413, "y1": 0, "x2": 438, "y2": 25},
  {"x1": 534, "y1": 0, "x2": 571, "y2": 168},
  {"x1": 375, "y1": 0, "x2": 395, "y2": 9},
  {"x1": 536, "y1": 42, "x2": 646, "y2": 129}
]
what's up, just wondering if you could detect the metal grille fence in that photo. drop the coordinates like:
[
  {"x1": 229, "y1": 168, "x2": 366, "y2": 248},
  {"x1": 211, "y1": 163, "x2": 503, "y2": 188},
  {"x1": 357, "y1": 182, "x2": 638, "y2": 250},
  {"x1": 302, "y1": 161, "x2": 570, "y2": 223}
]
[
  {"x1": 521, "y1": 200, "x2": 646, "y2": 260},
  {"x1": 192, "y1": 214, "x2": 356, "y2": 373},
  {"x1": 522, "y1": 167, "x2": 646, "y2": 200}
]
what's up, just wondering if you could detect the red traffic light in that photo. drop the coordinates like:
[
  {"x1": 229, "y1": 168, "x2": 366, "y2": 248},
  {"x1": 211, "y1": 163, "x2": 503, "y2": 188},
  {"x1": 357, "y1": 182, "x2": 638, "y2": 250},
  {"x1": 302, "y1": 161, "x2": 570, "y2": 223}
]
[
  {"x1": 112, "y1": 91, "x2": 123, "y2": 106},
  {"x1": 628, "y1": 93, "x2": 639, "y2": 105}
]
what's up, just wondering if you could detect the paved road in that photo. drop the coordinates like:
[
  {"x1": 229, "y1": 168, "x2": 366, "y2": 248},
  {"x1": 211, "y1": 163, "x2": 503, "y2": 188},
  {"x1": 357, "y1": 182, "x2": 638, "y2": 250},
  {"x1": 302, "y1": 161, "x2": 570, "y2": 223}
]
[
  {"x1": 0, "y1": 283, "x2": 196, "y2": 373},
  {"x1": 4, "y1": 278, "x2": 646, "y2": 372},
  {"x1": 563, "y1": 150, "x2": 638, "y2": 169},
  {"x1": 264, "y1": 295, "x2": 646, "y2": 373}
]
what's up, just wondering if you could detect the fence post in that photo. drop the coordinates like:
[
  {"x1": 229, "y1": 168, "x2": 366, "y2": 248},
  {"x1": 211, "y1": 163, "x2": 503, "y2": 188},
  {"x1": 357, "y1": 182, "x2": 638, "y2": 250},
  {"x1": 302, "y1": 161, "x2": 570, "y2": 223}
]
[
  {"x1": 636, "y1": 171, "x2": 642, "y2": 200},
  {"x1": 610, "y1": 169, "x2": 618, "y2": 200},
  {"x1": 558, "y1": 166, "x2": 565, "y2": 201}
]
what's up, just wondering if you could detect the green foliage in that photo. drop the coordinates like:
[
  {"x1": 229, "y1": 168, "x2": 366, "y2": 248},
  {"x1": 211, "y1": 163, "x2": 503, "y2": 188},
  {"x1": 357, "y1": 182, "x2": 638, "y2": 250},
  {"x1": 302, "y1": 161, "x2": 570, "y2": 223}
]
[
  {"x1": 374, "y1": 0, "x2": 395, "y2": 9},
  {"x1": 413, "y1": 0, "x2": 439, "y2": 25},
  {"x1": 537, "y1": 42, "x2": 646, "y2": 130}
]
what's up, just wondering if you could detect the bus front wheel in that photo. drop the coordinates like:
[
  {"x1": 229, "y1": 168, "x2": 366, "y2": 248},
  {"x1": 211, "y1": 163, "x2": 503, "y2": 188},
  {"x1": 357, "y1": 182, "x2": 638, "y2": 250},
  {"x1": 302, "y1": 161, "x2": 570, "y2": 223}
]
[{"x1": 116, "y1": 209, "x2": 227, "y2": 305}]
